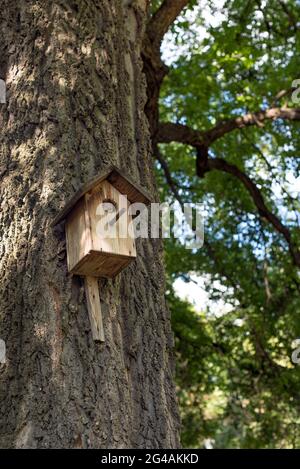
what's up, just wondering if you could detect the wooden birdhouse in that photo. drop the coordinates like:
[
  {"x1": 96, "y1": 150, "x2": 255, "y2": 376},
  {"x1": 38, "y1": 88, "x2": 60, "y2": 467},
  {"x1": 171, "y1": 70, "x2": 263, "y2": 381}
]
[{"x1": 53, "y1": 165, "x2": 151, "y2": 342}]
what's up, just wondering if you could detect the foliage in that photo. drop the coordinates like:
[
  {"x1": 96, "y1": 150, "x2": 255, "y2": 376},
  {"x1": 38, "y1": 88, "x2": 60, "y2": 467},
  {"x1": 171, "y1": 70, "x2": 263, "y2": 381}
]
[
  {"x1": 169, "y1": 285, "x2": 300, "y2": 448},
  {"x1": 156, "y1": 0, "x2": 300, "y2": 448}
]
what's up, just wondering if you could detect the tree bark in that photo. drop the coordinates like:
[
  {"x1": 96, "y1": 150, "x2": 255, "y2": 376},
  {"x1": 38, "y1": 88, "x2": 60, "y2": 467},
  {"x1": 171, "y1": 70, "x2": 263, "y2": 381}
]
[{"x1": 0, "y1": 0, "x2": 180, "y2": 448}]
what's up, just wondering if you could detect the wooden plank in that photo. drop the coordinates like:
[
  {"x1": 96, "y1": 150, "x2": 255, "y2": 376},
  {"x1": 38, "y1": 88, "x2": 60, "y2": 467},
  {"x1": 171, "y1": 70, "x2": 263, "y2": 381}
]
[
  {"x1": 65, "y1": 198, "x2": 90, "y2": 272},
  {"x1": 107, "y1": 168, "x2": 151, "y2": 206},
  {"x1": 84, "y1": 276, "x2": 105, "y2": 342},
  {"x1": 52, "y1": 165, "x2": 152, "y2": 226},
  {"x1": 84, "y1": 194, "x2": 92, "y2": 253},
  {"x1": 87, "y1": 180, "x2": 137, "y2": 259},
  {"x1": 70, "y1": 251, "x2": 135, "y2": 278}
]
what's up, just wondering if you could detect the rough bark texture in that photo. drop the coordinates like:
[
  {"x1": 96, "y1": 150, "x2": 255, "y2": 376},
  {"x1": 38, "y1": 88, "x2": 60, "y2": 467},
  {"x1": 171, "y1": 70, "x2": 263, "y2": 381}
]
[{"x1": 0, "y1": 0, "x2": 180, "y2": 448}]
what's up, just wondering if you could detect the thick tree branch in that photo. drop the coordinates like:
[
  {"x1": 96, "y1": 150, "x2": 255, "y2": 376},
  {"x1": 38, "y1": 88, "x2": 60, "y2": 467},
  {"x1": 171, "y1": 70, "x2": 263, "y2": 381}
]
[
  {"x1": 157, "y1": 107, "x2": 300, "y2": 147},
  {"x1": 147, "y1": 0, "x2": 190, "y2": 50},
  {"x1": 207, "y1": 107, "x2": 300, "y2": 143},
  {"x1": 158, "y1": 121, "x2": 204, "y2": 146}
]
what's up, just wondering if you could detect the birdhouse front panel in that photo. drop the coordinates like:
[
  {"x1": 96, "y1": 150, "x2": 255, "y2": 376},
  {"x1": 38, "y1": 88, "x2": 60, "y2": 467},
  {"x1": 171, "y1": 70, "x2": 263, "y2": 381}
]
[
  {"x1": 87, "y1": 180, "x2": 136, "y2": 258},
  {"x1": 65, "y1": 180, "x2": 136, "y2": 278}
]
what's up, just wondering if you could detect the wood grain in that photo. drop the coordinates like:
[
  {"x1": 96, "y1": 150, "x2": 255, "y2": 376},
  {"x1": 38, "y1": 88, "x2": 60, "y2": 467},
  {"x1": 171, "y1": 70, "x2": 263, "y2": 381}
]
[
  {"x1": 65, "y1": 198, "x2": 91, "y2": 272},
  {"x1": 84, "y1": 276, "x2": 105, "y2": 342},
  {"x1": 87, "y1": 180, "x2": 136, "y2": 259}
]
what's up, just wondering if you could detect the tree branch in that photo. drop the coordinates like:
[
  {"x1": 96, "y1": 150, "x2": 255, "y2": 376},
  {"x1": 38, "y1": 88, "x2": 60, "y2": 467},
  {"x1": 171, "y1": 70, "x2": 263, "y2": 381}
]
[
  {"x1": 155, "y1": 146, "x2": 184, "y2": 209},
  {"x1": 157, "y1": 107, "x2": 300, "y2": 147},
  {"x1": 155, "y1": 152, "x2": 268, "y2": 299},
  {"x1": 157, "y1": 103, "x2": 300, "y2": 266},
  {"x1": 155, "y1": 151, "x2": 241, "y2": 284},
  {"x1": 205, "y1": 157, "x2": 300, "y2": 267},
  {"x1": 143, "y1": 0, "x2": 190, "y2": 136},
  {"x1": 147, "y1": 0, "x2": 190, "y2": 50}
]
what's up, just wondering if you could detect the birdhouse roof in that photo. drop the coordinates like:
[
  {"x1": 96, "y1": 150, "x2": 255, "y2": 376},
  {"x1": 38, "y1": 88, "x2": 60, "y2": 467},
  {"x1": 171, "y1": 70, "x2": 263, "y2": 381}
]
[{"x1": 52, "y1": 165, "x2": 152, "y2": 226}]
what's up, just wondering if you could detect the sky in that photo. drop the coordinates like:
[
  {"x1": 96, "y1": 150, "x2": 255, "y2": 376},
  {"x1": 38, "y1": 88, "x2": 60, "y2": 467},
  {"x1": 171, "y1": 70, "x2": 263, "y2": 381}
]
[{"x1": 174, "y1": 275, "x2": 235, "y2": 316}]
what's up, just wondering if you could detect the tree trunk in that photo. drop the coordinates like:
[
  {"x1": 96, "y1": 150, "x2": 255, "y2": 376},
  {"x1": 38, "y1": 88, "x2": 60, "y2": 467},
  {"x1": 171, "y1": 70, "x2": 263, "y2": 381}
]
[{"x1": 0, "y1": 0, "x2": 180, "y2": 448}]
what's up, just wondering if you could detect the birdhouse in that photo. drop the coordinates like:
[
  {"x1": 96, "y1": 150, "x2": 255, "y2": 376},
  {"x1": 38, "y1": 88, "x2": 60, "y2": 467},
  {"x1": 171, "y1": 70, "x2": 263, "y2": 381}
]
[{"x1": 53, "y1": 165, "x2": 151, "y2": 342}]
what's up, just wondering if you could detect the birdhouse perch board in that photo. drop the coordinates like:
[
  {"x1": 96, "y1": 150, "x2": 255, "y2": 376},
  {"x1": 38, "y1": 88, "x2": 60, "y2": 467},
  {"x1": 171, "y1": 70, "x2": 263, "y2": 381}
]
[{"x1": 53, "y1": 165, "x2": 151, "y2": 342}]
